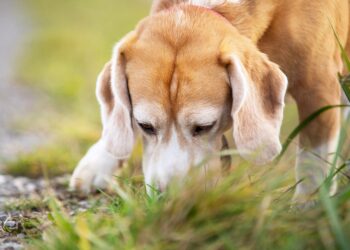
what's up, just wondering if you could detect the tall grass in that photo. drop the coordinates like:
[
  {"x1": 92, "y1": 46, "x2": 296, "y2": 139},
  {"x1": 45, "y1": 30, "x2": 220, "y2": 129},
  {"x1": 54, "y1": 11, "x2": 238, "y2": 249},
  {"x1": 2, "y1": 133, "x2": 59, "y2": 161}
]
[{"x1": 29, "y1": 157, "x2": 350, "y2": 250}]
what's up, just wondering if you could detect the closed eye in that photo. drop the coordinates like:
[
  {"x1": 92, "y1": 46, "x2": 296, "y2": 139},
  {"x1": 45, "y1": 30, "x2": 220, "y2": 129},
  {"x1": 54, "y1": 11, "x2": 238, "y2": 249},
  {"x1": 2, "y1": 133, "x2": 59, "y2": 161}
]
[
  {"x1": 192, "y1": 122, "x2": 216, "y2": 137},
  {"x1": 138, "y1": 122, "x2": 157, "y2": 136}
]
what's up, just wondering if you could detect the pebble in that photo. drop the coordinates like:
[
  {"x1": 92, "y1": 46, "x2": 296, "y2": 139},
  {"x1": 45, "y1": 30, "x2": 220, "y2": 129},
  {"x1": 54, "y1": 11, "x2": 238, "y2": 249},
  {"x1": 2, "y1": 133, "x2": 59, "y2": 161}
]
[
  {"x1": 0, "y1": 176, "x2": 36, "y2": 198},
  {"x1": 9, "y1": 212, "x2": 20, "y2": 218},
  {"x1": 13, "y1": 178, "x2": 32, "y2": 195},
  {"x1": 0, "y1": 214, "x2": 7, "y2": 223},
  {"x1": 0, "y1": 241, "x2": 23, "y2": 250},
  {"x1": 78, "y1": 201, "x2": 90, "y2": 209},
  {"x1": 0, "y1": 174, "x2": 93, "y2": 249},
  {"x1": 16, "y1": 234, "x2": 24, "y2": 239},
  {"x1": 3, "y1": 220, "x2": 19, "y2": 232},
  {"x1": 0, "y1": 176, "x2": 12, "y2": 185}
]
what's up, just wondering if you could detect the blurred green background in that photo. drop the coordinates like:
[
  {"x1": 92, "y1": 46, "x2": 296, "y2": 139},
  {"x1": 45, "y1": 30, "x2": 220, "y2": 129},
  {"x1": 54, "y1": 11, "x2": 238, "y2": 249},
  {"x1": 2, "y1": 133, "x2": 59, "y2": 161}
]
[{"x1": 4, "y1": 0, "x2": 150, "y2": 177}]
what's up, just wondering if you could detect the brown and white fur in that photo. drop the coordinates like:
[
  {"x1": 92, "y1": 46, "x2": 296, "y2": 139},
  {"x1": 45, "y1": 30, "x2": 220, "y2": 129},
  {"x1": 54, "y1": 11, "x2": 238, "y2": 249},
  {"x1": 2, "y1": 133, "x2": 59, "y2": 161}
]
[{"x1": 70, "y1": 0, "x2": 350, "y2": 204}]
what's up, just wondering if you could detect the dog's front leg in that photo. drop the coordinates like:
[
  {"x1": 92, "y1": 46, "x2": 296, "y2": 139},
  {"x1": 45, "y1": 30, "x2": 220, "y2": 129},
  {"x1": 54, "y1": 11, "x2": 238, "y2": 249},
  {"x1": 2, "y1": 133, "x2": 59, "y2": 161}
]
[
  {"x1": 294, "y1": 133, "x2": 339, "y2": 206},
  {"x1": 70, "y1": 140, "x2": 124, "y2": 194},
  {"x1": 292, "y1": 77, "x2": 341, "y2": 206}
]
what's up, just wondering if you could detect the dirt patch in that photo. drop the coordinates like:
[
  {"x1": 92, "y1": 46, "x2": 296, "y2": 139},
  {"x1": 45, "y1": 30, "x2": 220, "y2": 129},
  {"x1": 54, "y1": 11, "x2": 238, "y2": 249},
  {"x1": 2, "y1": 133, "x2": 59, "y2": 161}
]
[{"x1": 0, "y1": 175, "x2": 108, "y2": 249}]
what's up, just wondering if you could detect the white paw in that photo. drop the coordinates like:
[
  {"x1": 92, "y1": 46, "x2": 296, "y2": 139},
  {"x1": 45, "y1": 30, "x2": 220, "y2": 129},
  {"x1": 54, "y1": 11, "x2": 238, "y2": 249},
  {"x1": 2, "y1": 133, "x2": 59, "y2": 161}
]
[{"x1": 69, "y1": 141, "x2": 122, "y2": 194}]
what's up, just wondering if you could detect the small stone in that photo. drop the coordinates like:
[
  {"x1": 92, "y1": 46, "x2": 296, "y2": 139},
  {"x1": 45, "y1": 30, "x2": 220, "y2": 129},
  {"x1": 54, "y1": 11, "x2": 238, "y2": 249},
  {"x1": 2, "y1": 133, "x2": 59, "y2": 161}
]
[
  {"x1": 0, "y1": 175, "x2": 7, "y2": 185},
  {"x1": 3, "y1": 220, "x2": 21, "y2": 233},
  {"x1": 0, "y1": 213, "x2": 8, "y2": 222},
  {"x1": 4, "y1": 220, "x2": 17, "y2": 229},
  {"x1": 0, "y1": 175, "x2": 13, "y2": 185},
  {"x1": 77, "y1": 208, "x2": 87, "y2": 213},
  {"x1": 13, "y1": 178, "x2": 29, "y2": 194},
  {"x1": 16, "y1": 233, "x2": 25, "y2": 239},
  {"x1": 78, "y1": 200, "x2": 90, "y2": 209},
  {"x1": 0, "y1": 241, "x2": 23, "y2": 250},
  {"x1": 25, "y1": 183, "x2": 37, "y2": 193},
  {"x1": 10, "y1": 211, "x2": 20, "y2": 217},
  {"x1": 37, "y1": 179, "x2": 45, "y2": 188}
]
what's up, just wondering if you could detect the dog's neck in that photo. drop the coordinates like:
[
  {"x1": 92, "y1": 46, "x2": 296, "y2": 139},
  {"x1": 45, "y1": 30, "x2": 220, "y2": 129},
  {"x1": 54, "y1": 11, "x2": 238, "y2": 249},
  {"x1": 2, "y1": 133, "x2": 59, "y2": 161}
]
[
  {"x1": 211, "y1": 1, "x2": 279, "y2": 43},
  {"x1": 151, "y1": 0, "x2": 280, "y2": 44}
]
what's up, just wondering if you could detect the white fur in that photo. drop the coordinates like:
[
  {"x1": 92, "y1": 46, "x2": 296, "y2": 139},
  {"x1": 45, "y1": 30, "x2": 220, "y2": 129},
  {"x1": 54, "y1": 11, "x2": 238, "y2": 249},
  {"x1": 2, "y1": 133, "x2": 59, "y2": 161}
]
[
  {"x1": 70, "y1": 35, "x2": 135, "y2": 192},
  {"x1": 101, "y1": 35, "x2": 136, "y2": 158},
  {"x1": 229, "y1": 55, "x2": 249, "y2": 114},
  {"x1": 133, "y1": 102, "x2": 166, "y2": 126},
  {"x1": 143, "y1": 126, "x2": 191, "y2": 194},
  {"x1": 134, "y1": 102, "x2": 223, "y2": 194},
  {"x1": 228, "y1": 55, "x2": 287, "y2": 164},
  {"x1": 69, "y1": 140, "x2": 122, "y2": 194},
  {"x1": 175, "y1": 9, "x2": 186, "y2": 27},
  {"x1": 95, "y1": 70, "x2": 110, "y2": 126},
  {"x1": 179, "y1": 104, "x2": 222, "y2": 126},
  {"x1": 189, "y1": 0, "x2": 241, "y2": 8},
  {"x1": 293, "y1": 133, "x2": 339, "y2": 203}
]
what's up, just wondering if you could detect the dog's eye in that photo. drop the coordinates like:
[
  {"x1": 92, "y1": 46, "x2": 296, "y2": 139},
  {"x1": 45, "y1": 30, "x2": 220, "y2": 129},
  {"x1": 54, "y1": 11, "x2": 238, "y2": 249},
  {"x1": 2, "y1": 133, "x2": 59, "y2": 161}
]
[
  {"x1": 192, "y1": 122, "x2": 216, "y2": 137},
  {"x1": 138, "y1": 122, "x2": 157, "y2": 135}
]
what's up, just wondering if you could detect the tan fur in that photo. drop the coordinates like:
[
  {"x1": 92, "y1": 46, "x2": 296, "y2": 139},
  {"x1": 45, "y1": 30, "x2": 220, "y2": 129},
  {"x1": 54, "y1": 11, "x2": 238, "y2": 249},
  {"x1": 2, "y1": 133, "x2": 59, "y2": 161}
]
[
  {"x1": 71, "y1": 0, "x2": 350, "y2": 200},
  {"x1": 149, "y1": 0, "x2": 349, "y2": 150},
  {"x1": 149, "y1": 0, "x2": 349, "y2": 200}
]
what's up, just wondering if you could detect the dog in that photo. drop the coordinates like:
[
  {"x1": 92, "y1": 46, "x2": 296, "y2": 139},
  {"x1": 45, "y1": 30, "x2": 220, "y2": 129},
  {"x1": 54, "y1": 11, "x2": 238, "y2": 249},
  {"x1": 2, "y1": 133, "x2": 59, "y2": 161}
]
[{"x1": 70, "y1": 0, "x2": 350, "y2": 204}]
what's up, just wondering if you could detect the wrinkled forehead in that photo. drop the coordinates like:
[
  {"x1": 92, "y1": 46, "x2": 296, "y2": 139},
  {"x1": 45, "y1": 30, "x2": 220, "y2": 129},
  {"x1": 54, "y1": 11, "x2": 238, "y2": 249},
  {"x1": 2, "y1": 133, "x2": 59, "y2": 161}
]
[
  {"x1": 133, "y1": 100, "x2": 224, "y2": 127},
  {"x1": 126, "y1": 43, "x2": 230, "y2": 123}
]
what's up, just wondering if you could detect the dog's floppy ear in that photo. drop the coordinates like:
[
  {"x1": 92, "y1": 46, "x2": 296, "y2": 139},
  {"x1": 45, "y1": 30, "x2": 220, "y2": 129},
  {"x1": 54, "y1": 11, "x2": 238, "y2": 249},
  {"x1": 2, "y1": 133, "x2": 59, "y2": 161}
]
[
  {"x1": 96, "y1": 33, "x2": 137, "y2": 159},
  {"x1": 221, "y1": 49, "x2": 288, "y2": 164}
]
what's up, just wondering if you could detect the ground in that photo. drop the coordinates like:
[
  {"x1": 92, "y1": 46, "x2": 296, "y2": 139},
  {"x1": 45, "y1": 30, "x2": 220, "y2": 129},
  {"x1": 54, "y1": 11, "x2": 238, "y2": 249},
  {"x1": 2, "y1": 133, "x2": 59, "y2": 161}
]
[{"x1": 0, "y1": 1, "x2": 51, "y2": 248}]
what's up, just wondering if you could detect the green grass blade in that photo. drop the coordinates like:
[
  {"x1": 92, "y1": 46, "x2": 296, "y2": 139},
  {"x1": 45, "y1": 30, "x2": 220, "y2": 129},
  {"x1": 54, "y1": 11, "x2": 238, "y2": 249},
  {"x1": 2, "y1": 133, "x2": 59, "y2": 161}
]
[
  {"x1": 339, "y1": 73, "x2": 350, "y2": 102},
  {"x1": 336, "y1": 184, "x2": 350, "y2": 206},
  {"x1": 277, "y1": 105, "x2": 350, "y2": 161},
  {"x1": 331, "y1": 23, "x2": 350, "y2": 102},
  {"x1": 319, "y1": 186, "x2": 350, "y2": 250},
  {"x1": 330, "y1": 22, "x2": 350, "y2": 71}
]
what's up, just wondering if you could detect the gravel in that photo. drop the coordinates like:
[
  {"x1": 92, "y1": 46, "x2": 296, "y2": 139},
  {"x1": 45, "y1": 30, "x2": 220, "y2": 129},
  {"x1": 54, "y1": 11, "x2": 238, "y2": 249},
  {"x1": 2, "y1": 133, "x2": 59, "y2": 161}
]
[{"x1": 0, "y1": 175, "x2": 99, "y2": 249}]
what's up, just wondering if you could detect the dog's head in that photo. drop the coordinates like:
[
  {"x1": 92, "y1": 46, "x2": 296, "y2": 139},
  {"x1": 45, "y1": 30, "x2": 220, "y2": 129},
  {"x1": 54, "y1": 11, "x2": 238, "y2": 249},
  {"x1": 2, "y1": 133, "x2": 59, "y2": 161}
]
[{"x1": 96, "y1": 6, "x2": 288, "y2": 192}]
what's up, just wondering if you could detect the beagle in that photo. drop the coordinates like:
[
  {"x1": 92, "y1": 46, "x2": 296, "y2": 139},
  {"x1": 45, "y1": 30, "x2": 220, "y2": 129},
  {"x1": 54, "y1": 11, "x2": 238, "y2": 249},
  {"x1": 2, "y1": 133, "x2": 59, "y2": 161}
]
[{"x1": 70, "y1": 0, "x2": 349, "y2": 204}]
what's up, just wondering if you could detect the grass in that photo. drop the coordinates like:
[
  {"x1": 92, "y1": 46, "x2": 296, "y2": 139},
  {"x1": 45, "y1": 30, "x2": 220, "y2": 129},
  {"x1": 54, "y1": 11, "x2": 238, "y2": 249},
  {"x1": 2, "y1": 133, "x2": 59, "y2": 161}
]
[
  {"x1": 6, "y1": 0, "x2": 350, "y2": 249},
  {"x1": 29, "y1": 164, "x2": 350, "y2": 250}
]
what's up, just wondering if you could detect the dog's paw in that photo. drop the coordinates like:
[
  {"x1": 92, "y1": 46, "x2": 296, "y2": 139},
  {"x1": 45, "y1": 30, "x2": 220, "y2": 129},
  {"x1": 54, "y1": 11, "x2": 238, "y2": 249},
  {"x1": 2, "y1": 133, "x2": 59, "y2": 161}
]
[
  {"x1": 70, "y1": 164, "x2": 111, "y2": 195},
  {"x1": 69, "y1": 141, "x2": 122, "y2": 194}
]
